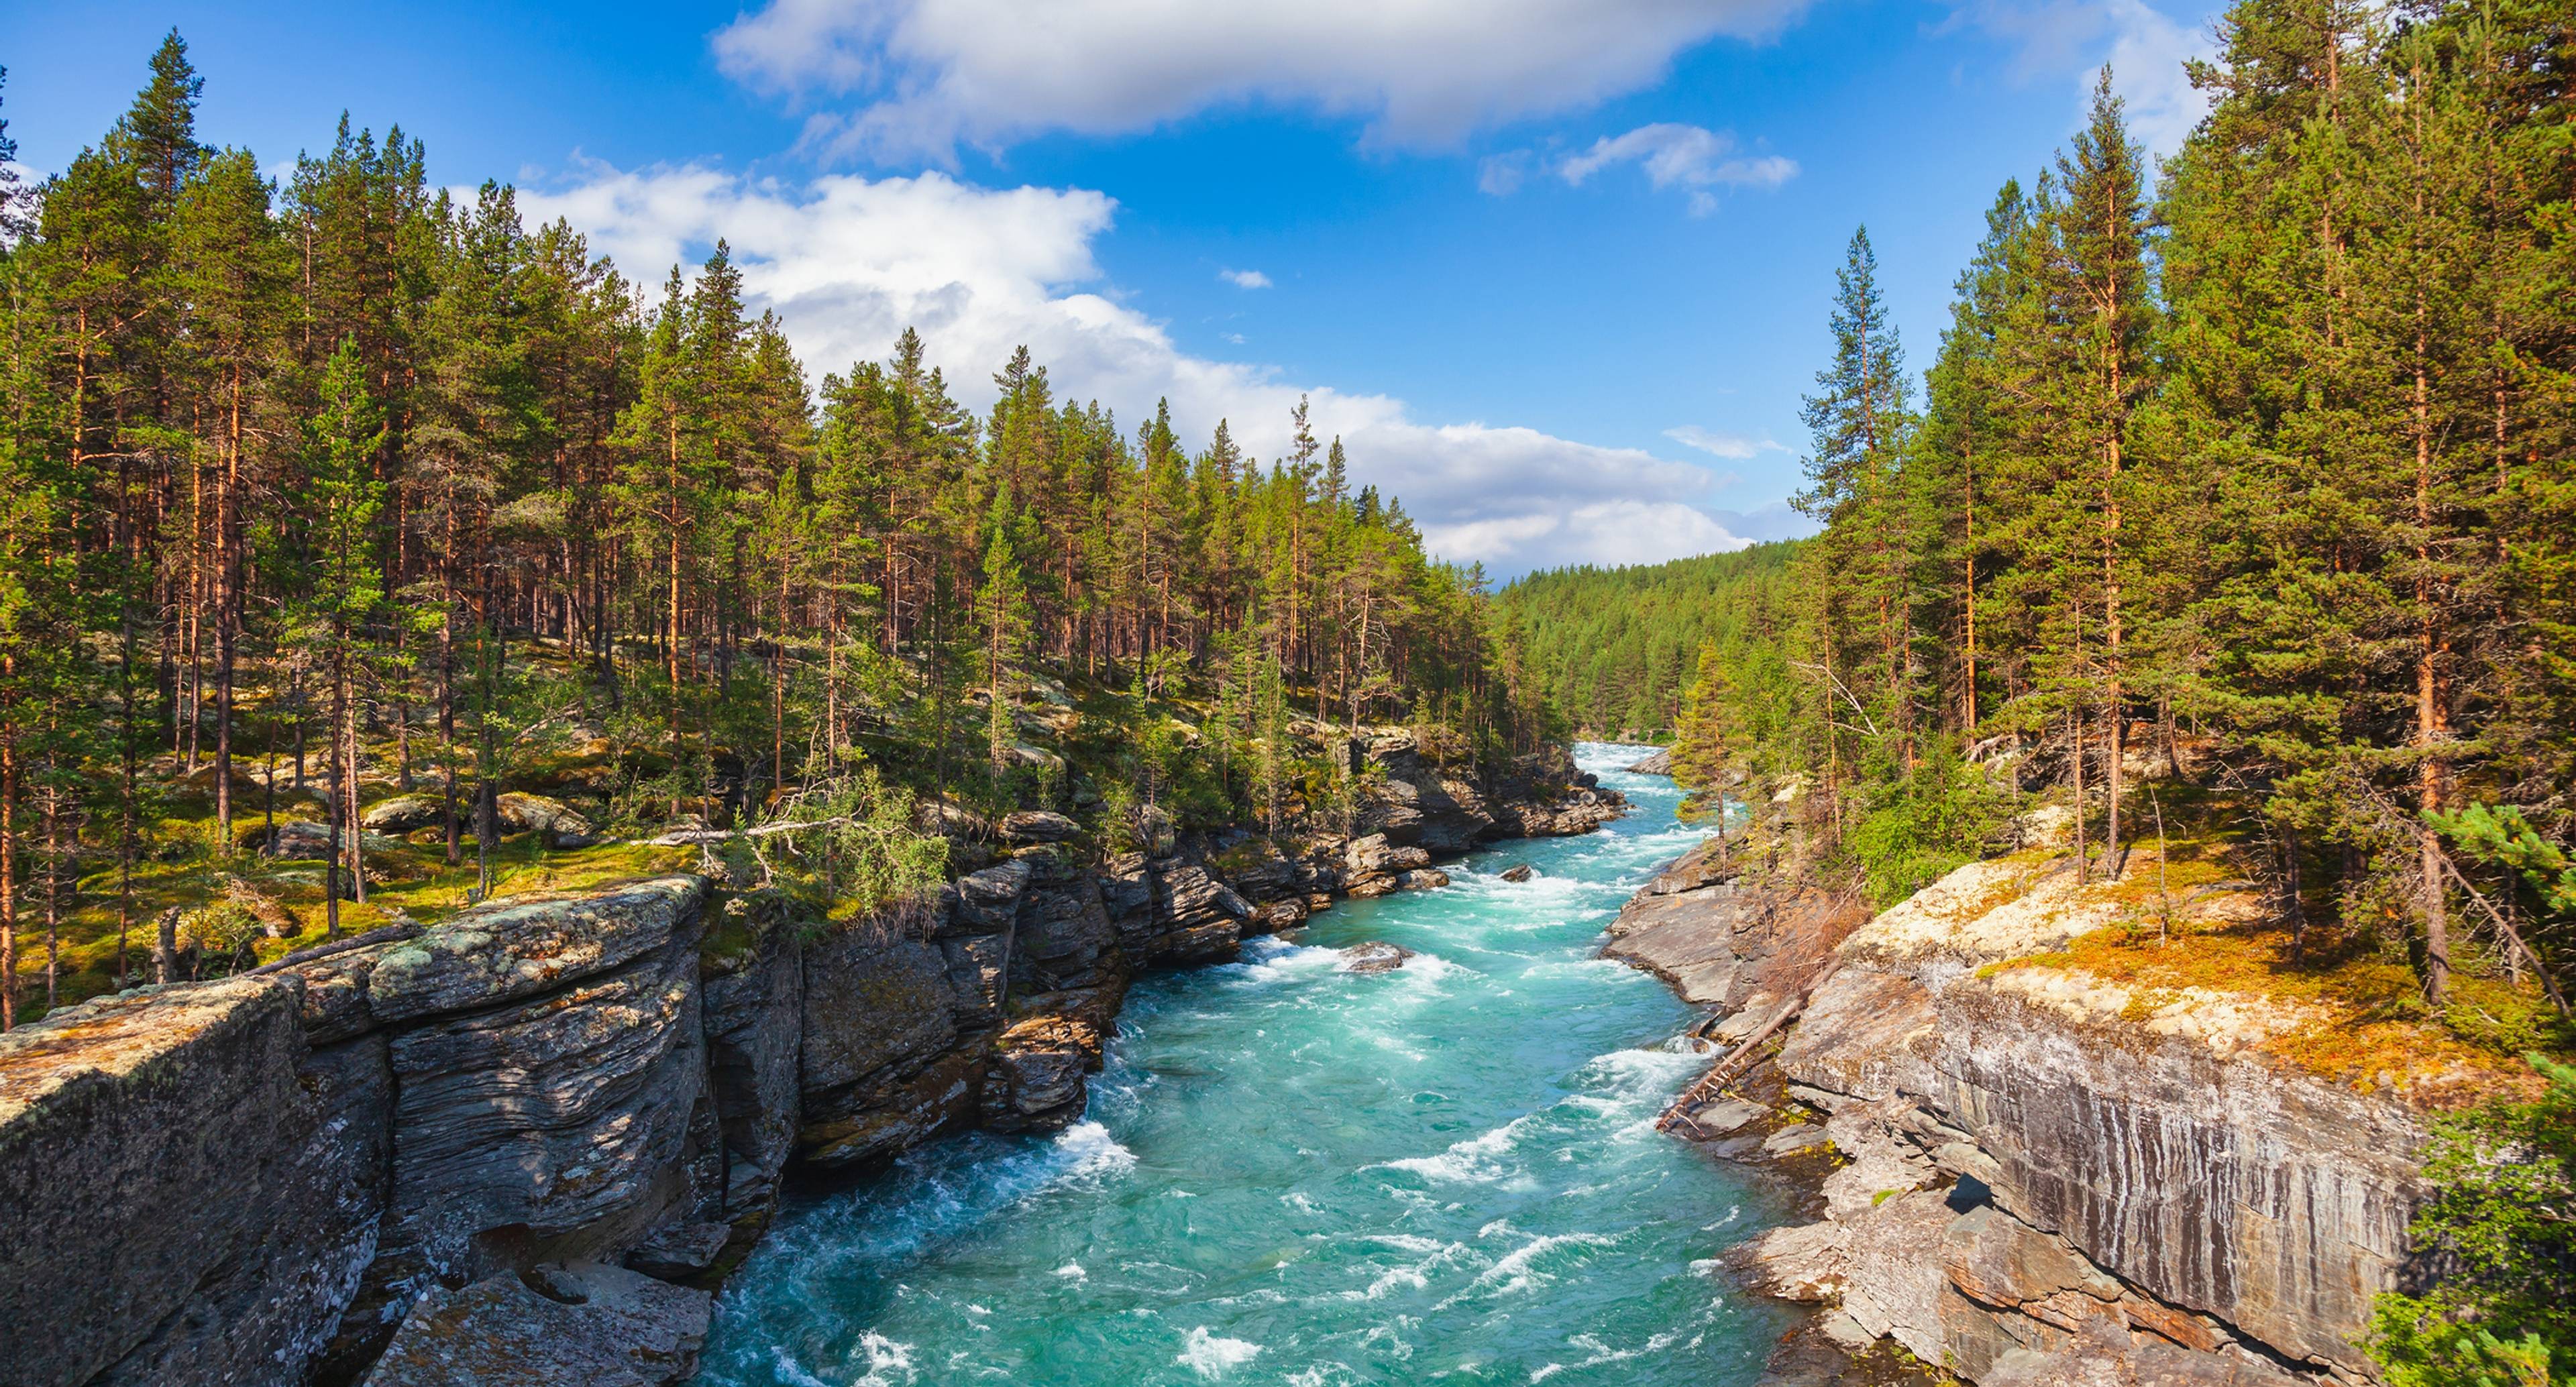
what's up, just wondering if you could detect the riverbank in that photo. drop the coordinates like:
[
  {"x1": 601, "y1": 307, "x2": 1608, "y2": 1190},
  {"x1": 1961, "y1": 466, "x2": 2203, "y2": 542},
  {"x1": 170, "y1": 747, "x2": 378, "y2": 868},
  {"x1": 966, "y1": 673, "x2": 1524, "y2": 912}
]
[{"x1": 1602, "y1": 793, "x2": 2442, "y2": 1384}]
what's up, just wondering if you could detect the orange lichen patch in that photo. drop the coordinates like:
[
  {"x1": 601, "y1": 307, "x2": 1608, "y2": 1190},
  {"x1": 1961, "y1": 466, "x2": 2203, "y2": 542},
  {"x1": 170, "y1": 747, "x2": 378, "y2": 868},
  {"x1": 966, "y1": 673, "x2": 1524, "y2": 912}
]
[{"x1": 1998, "y1": 902, "x2": 2557, "y2": 1107}]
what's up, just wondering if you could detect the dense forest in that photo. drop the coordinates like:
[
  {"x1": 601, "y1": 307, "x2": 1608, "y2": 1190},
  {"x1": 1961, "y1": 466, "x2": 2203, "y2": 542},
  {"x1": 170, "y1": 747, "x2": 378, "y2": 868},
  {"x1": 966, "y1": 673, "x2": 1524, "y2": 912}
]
[
  {"x1": 1643, "y1": 4, "x2": 2573, "y2": 1376},
  {"x1": 1497, "y1": 546, "x2": 1794, "y2": 740},
  {"x1": 0, "y1": 36, "x2": 1561, "y2": 1024}
]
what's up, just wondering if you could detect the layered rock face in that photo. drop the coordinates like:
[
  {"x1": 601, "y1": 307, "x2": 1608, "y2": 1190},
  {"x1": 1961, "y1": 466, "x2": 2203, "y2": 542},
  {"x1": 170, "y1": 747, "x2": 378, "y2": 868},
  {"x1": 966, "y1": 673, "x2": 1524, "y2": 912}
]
[
  {"x1": 1600, "y1": 837, "x2": 1862, "y2": 1025},
  {"x1": 0, "y1": 743, "x2": 1625, "y2": 1387},
  {"x1": 1614, "y1": 848, "x2": 2427, "y2": 1384},
  {"x1": 0, "y1": 977, "x2": 387, "y2": 1387}
]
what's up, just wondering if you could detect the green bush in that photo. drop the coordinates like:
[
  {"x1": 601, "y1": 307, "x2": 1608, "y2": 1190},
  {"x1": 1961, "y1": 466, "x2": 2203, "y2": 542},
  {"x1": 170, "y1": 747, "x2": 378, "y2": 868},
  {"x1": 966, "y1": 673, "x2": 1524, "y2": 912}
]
[
  {"x1": 2369, "y1": 1055, "x2": 2576, "y2": 1386},
  {"x1": 1845, "y1": 738, "x2": 2015, "y2": 908}
]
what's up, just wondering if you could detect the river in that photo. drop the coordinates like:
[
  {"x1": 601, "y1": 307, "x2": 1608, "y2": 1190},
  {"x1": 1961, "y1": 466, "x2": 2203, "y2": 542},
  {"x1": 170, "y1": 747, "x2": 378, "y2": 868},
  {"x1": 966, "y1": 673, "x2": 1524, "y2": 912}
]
[{"x1": 698, "y1": 743, "x2": 1792, "y2": 1386}]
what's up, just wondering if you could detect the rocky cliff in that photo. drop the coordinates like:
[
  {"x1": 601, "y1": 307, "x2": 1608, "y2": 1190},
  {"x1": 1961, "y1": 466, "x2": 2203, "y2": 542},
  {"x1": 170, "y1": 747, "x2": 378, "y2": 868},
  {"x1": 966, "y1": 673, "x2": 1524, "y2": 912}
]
[
  {"x1": 1609, "y1": 840, "x2": 2430, "y2": 1386},
  {"x1": 0, "y1": 734, "x2": 1619, "y2": 1387}
]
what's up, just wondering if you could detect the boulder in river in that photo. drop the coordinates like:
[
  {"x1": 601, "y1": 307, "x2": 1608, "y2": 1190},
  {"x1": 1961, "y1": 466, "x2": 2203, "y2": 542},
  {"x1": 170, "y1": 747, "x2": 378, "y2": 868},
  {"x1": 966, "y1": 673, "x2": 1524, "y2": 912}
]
[
  {"x1": 1499, "y1": 864, "x2": 1535, "y2": 883},
  {"x1": 1624, "y1": 747, "x2": 1674, "y2": 776},
  {"x1": 1340, "y1": 941, "x2": 1414, "y2": 974}
]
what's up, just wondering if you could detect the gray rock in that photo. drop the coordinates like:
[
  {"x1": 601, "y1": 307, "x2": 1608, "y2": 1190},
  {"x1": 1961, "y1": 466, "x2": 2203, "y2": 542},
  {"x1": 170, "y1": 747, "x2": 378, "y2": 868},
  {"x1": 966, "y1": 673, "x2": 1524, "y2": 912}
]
[
  {"x1": 1676, "y1": 1097, "x2": 1766, "y2": 1135},
  {"x1": 1760, "y1": 1121, "x2": 1829, "y2": 1156},
  {"x1": 364, "y1": 877, "x2": 705, "y2": 1023},
  {"x1": 1341, "y1": 942, "x2": 1415, "y2": 974},
  {"x1": 1922, "y1": 981, "x2": 2424, "y2": 1376},
  {"x1": 0, "y1": 978, "x2": 389, "y2": 1387},
  {"x1": 1601, "y1": 871, "x2": 1860, "y2": 1011},
  {"x1": 361, "y1": 1262, "x2": 710, "y2": 1387},
  {"x1": 798, "y1": 926, "x2": 971, "y2": 1168},
  {"x1": 1981, "y1": 1313, "x2": 2308, "y2": 1387},
  {"x1": 997, "y1": 810, "x2": 1081, "y2": 844},
  {"x1": 981, "y1": 1015, "x2": 1097, "y2": 1132},
  {"x1": 624, "y1": 1219, "x2": 733, "y2": 1281},
  {"x1": 1624, "y1": 747, "x2": 1674, "y2": 776},
  {"x1": 376, "y1": 919, "x2": 713, "y2": 1291},
  {"x1": 262, "y1": 818, "x2": 403, "y2": 858},
  {"x1": 363, "y1": 793, "x2": 445, "y2": 832},
  {"x1": 949, "y1": 857, "x2": 1033, "y2": 935},
  {"x1": 496, "y1": 792, "x2": 595, "y2": 844},
  {"x1": 1835, "y1": 1189, "x2": 1955, "y2": 1362},
  {"x1": 1011, "y1": 865, "x2": 1119, "y2": 993},
  {"x1": 699, "y1": 905, "x2": 804, "y2": 1226},
  {"x1": 1499, "y1": 864, "x2": 1535, "y2": 883}
]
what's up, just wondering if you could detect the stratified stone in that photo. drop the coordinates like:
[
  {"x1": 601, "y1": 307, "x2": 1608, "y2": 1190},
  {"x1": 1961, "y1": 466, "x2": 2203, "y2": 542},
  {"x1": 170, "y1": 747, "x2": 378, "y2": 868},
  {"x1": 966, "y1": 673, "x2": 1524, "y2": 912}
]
[
  {"x1": 797, "y1": 927, "x2": 971, "y2": 1168},
  {"x1": 379, "y1": 924, "x2": 712, "y2": 1285},
  {"x1": 0, "y1": 978, "x2": 388, "y2": 1387},
  {"x1": 997, "y1": 810, "x2": 1081, "y2": 844},
  {"x1": 361, "y1": 1262, "x2": 710, "y2": 1387},
  {"x1": 981, "y1": 1015, "x2": 1097, "y2": 1132},
  {"x1": 699, "y1": 902, "x2": 804, "y2": 1227},
  {"x1": 365, "y1": 878, "x2": 704, "y2": 1023}
]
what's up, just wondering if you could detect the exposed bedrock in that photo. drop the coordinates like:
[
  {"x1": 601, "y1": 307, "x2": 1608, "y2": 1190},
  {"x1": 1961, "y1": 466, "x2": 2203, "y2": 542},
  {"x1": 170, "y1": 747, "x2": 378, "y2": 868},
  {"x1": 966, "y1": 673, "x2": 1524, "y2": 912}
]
[
  {"x1": 1609, "y1": 844, "x2": 2426, "y2": 1385},
  {"x1": 0, "y1": 750, "x2": 1626, "y2": 1386}
]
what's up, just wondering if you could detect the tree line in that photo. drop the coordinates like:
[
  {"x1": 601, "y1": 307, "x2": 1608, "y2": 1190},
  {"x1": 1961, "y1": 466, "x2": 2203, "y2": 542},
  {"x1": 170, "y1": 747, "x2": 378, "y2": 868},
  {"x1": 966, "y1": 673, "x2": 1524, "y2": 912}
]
[
  {"x1": 1495, "y1": 546, "x2": 1794, "y2": 740},
  {"x1": 0, "y1": 34, "x2": 1554, "y2": 1025},
  {"x1": 1668, "y1": 0, "x2": 2572, "y2": 1013}
]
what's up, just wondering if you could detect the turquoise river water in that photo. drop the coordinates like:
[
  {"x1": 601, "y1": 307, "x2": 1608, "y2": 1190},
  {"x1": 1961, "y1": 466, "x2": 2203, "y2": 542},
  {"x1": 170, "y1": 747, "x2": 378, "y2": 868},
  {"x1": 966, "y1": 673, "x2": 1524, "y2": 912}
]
[{"x1": 698, "y1": 743, "x2": 1792, "y2": 1386}]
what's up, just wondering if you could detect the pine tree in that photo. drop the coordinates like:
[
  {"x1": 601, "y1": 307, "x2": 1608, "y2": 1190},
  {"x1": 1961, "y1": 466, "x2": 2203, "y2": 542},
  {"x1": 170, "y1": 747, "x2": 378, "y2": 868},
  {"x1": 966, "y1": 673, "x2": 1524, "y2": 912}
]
[{"x1": 301, "y1": 338, "x2": 386, "y2": 936}]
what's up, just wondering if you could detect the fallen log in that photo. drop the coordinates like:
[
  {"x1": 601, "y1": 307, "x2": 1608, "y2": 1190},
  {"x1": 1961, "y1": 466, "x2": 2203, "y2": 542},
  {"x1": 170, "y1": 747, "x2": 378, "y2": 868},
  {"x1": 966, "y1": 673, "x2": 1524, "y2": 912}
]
[{"x1": 1657, "y1": 991, "x2": 1809, "y2": 1138}]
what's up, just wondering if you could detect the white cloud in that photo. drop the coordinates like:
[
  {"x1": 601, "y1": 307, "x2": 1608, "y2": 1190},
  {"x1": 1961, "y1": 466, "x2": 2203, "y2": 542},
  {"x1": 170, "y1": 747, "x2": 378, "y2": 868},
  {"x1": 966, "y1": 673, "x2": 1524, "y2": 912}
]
[
  {"x1": 1941, "y1": 0, "x2": 2216, "y2": 156},
  {"x1": 1477, "y1": 150, "x2": 1532, "y2": 197},
  {"x1": 518, "y1": 161, "x2": 1746, "y2": 573},
  {"x1": 713, "y1": 0, "x2": 1817, "y2": 161},
  {"x1": 1219, "y1": 268, "x2": 1272, "y2": 289},
  {"x1": 1664, "y1": 425, "x2": 1782, "y2": 460},
  {"x1": 1550, "y1": 123, "x2": 1796, "y2": 214}
]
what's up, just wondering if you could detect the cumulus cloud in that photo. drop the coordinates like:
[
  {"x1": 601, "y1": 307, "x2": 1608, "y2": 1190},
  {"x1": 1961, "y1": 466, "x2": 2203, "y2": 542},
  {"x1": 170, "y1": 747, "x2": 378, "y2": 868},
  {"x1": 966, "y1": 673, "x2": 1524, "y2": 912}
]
[
  {"x1": 517, "y1": 161, "x2": 1746, "y2": 572},
  {"x1": 1941, "y1": 0, "x2": 2216, "y2": 155},
  {"x1": 712, "y1": 0, "x2": 1816, "y2": 160},
  {"x1": 1664, "y1": 425, "x2": 1784, "y2": 460},
  {"x1": 1219, "y1": 268, "x2": 1272, "y2": 289}
]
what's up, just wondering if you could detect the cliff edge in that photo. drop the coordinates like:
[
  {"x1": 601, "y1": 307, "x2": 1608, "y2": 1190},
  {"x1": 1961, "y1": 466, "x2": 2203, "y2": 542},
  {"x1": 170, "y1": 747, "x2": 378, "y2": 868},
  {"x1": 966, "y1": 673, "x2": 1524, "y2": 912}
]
[{"x1": 1610, "y1": 828, "x2": 2450, "y2": 1386}]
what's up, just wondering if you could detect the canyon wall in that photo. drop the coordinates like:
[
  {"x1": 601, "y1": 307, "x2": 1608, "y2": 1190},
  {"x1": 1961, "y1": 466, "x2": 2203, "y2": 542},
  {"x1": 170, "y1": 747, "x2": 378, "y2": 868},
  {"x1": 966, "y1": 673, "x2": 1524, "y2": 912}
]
[
  {"x1": 0, "y1": 736, "x2": 1619, "y2": 1387},
  {"x1": 1611, "y1": 840, "x2": 2426, "y2": 1386}
]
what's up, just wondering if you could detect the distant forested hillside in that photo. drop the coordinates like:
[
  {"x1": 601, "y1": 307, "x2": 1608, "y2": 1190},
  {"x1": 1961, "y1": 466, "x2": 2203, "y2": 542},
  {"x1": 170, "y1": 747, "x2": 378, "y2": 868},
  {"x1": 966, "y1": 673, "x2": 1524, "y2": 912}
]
[{"x1": 1495, "y1": 545, "x2": 1795, "y2": 740}]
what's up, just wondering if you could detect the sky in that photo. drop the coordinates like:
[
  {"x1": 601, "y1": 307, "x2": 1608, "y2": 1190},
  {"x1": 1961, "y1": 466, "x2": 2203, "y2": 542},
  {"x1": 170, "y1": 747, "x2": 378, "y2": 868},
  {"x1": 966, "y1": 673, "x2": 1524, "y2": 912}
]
[{"x1": 5, "y1": 0, "x2": 2221, "y2": 577}]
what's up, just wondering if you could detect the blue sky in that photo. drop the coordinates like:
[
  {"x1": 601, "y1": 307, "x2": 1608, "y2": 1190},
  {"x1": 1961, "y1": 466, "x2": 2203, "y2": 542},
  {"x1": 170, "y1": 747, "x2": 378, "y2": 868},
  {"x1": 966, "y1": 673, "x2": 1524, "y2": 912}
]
[{"x1": 7, "y1": 0, "x2": 2219, "y2": 575}]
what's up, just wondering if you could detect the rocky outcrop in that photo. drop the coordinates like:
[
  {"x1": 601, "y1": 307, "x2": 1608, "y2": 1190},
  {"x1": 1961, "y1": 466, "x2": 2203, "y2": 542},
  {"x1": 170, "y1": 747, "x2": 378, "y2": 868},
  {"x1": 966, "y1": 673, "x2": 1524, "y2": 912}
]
[
  {"x1": 1625, "y1": 747, "x2": 1674, "y2": 776},
  {"x1": 1617, "y1": 842, "x2": 2429, "y2": 1386},
  {"x1": 361, "y1": 1262, "x2": 710, "y2": 1387},
  {"x1": 1601, "y1": 837, "x2": 1861, "y2": 1025},
  {"x1": 0, "y1": 977, "x2": 388, "y2": 1387}
]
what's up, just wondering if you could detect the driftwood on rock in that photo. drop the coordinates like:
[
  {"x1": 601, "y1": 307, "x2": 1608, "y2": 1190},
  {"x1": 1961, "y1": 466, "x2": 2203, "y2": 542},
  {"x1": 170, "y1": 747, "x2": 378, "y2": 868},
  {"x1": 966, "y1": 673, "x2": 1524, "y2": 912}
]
[{"x1": 1659, "y1": 991, "x2": 1809, "y2": 1138}]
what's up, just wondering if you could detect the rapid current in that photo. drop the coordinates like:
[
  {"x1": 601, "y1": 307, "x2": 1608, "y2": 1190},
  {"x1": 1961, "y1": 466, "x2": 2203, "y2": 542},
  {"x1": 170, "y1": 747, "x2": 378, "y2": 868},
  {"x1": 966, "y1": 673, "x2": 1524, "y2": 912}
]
[{"x1": 698, "y1": 744, "x2": 1792, "y2": 1385}]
